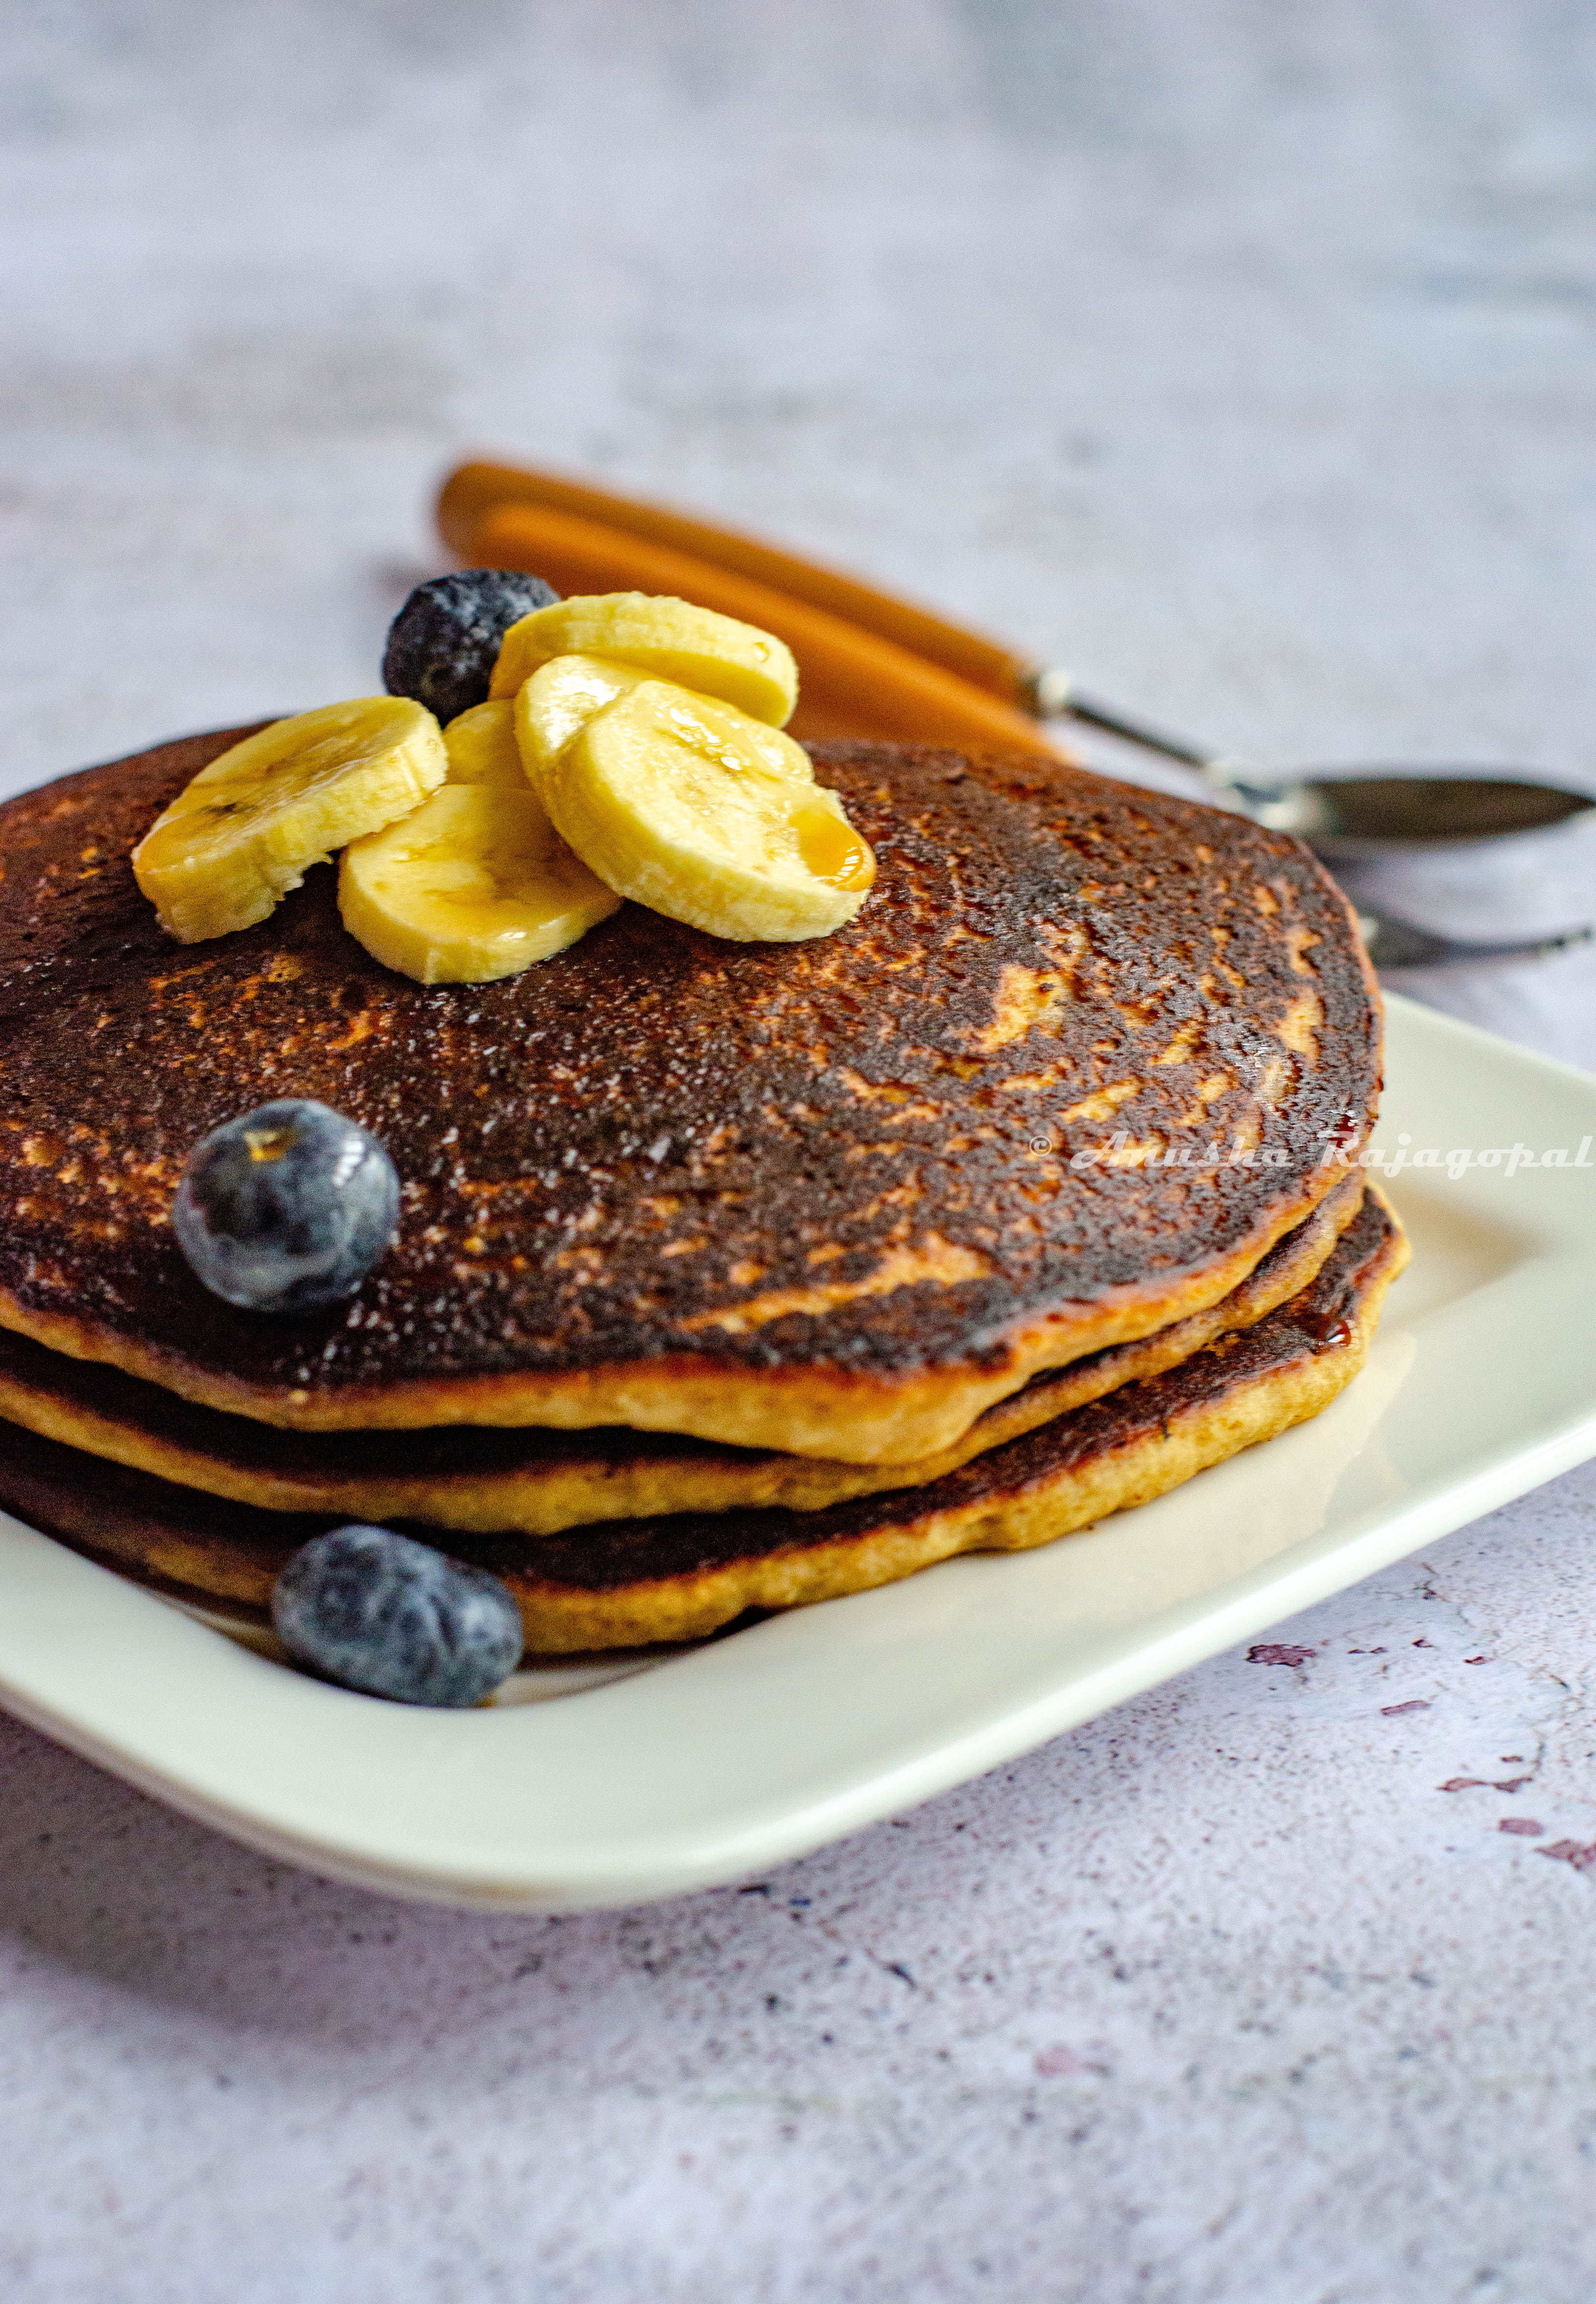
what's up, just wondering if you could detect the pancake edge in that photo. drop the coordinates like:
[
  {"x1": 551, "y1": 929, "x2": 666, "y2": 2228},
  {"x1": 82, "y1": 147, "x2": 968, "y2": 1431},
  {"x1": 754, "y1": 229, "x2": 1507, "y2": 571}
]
[
  {"x1": 0, "y1": 1177, "x2": 1367, "y2": 1532},
  {"x1": 4, "y1": 1190, "x2": 1406, "y2": 1650},
  {"x1": 0, "y1": 1150, "x2": 1377, "y2": 1465},
  {"x1": 505, "y1": 1186, "x2": 1408, "y2": 1648}
]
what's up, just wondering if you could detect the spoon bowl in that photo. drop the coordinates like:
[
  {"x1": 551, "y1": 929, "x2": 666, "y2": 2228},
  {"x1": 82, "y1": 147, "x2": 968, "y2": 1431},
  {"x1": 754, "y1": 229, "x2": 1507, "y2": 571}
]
[
  {"x1": 1046, "y1": 688, "x2": 1596, "y2": 855},
  {"x1": 1223, "y1": 769, "x2": 1595, "y2": 857}
]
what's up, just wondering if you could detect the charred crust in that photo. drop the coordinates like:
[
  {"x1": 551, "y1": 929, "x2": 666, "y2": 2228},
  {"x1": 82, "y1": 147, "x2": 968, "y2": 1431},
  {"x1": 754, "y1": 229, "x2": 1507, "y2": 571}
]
[{"x1": 0, "y1": 733, "x2": 1381, "y2": 1414}]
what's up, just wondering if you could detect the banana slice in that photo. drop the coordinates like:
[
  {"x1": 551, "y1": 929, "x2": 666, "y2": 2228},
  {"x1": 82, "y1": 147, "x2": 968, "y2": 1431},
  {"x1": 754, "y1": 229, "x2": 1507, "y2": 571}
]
[
  {"x1": 442, "y1": 699, "x2": 529, "y2": 786},
  {"x1": 338, "y1": 783, "x2": 621, "y2": 985},
  {"x1": 133, "y1": 698, "x2": 446, "y2": 944},
  {"x1": 544, "y1": 679, "x2": 874, "y2": 942},
  {"x1": 490, "y1": 594, "x2": 798, "y2": 728},
  {"x1": 512, "y1": 653, "x2": 648, "y2": 783}
]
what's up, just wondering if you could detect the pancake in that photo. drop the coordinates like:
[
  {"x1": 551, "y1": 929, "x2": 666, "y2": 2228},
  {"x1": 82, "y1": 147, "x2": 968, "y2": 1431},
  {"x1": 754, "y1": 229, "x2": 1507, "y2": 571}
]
[
  {"x1": 0, "y1": 1172, "x2": 1364, "y2": 1531},
  {"x1": 0, "y1": 1190, "x2": 1404, "y2": 1650},
  {"x1": 0, "y1": 731, "x2": 1381, "y2": 1464}
]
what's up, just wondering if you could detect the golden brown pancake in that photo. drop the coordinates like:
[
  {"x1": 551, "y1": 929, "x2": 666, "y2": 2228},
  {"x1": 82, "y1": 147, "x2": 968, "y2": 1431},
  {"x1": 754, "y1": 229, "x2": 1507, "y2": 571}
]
[
  {"x1": 0, "y1": 732, "x2": 1381, "y2": 1463},
  {"x1": 0, "y1": 1173, "x2": 1363, "y2": 1531},
  {"x1": 0, "y1": 1190, "x2": 1404, "y2": 1651}
]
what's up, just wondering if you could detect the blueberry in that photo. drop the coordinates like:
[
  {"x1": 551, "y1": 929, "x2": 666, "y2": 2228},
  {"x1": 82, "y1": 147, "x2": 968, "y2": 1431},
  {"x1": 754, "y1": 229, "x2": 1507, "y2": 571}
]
[
  {"x1": 272, "y1": 1524, "x2": 525, "y2": 1706},
  {"x1": 382, "y1": 569, "x2": 561, "y2": 725},
  {"x1": 173, "y1": 1098, "x2": 399, "y2": 1315}
]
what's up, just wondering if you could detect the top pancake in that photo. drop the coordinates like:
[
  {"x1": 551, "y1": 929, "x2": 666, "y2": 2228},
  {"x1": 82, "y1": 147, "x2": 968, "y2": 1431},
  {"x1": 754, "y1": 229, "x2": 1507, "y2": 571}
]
[{"x1": 0, "y1": 731, "x2": 1380, "y2": 1462}]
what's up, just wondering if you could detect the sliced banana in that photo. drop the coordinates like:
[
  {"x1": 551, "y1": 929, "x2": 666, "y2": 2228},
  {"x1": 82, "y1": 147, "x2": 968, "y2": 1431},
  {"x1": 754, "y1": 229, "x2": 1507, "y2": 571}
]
[
  {"x1": 490, "y1": 594, "x2": 798, "y2": 728},
  {"x1": 338, "y1": 783, "x2": 621, "y2": 985},
  {"x1": 133, "y1": 698, "x2": 446, "y2": 944},
  {"x1": 442, "y1": 699, "x2": 529, "y2": 786},
  {"x1": 512, "y1": 653, "x2": 648, "y2": 783},
  {"x1": 544, "y1": 679, "x2": 874, "y2": 943}
]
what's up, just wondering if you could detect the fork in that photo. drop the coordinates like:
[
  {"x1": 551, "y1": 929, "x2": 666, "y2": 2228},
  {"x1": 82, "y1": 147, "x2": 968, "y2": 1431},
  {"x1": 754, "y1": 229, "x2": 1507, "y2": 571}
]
[{"x1": 1357, "y1": 913, "x2": 1594, "y2": 971}]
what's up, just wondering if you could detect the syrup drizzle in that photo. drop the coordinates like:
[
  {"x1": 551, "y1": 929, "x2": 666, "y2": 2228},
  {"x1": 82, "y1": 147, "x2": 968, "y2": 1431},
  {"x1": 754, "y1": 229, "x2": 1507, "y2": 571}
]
[
  {"x1": 793, "y1": 801, "x2": 876, "y2": 891},
  {"x1": 1292, "y1": 1285, "x2": 1356, "y2": 1351}
]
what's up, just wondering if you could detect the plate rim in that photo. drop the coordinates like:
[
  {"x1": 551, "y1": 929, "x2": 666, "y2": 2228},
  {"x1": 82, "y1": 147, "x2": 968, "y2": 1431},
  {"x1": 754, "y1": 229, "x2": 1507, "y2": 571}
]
[{"x1": 0, "y1": 991, "x2": 1592, "y2": 1912}]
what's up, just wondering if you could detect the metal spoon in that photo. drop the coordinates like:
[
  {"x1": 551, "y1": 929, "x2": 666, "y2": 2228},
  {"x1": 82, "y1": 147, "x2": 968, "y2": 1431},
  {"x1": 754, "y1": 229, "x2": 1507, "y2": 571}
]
[{"x1": 1027, "y1": 673, "x2": 1596, "y2": 858}]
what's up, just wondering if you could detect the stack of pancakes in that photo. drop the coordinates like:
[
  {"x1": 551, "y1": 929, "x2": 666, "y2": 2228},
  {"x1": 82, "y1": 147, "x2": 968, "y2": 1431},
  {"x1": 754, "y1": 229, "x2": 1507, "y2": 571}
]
[{"x1": 0, "y1": 731, "x2": 1404, "y2": 1651}]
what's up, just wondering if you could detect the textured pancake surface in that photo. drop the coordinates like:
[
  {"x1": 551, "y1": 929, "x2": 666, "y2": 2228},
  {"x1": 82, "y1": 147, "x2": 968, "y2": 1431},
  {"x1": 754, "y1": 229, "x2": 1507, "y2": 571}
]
[
  {"x1": 0, "y1": 1174, "x2": 1363, "y2": 1531},
  {"x1": 0, "y1": 1190, "x2": 1404, "y2": 1651},
  {"x1": 0, "y1": 731, "x2": 1380, "y2": 1461}
]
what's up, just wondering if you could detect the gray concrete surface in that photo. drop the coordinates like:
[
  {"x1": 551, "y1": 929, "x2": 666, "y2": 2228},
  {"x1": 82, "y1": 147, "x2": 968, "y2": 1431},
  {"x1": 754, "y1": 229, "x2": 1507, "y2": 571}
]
[{"x1": 2, "y1": 4, "x2": 1596, "y2": 2297}]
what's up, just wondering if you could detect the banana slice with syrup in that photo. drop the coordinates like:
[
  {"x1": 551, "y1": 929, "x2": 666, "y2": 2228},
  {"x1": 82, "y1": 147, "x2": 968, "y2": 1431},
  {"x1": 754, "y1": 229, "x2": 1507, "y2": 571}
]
[
  {"x1": 338, "y1": 782, "x2": 621, "y2": 985},
  {"x1": 541, "y1": 678, "x2": 875, "y2": 942},
  {"x1": 490, "y1": 593, "x2": 798, "y2": 728},
  {"x1": 133, "y1": 697, "x2": 447, "y2": 943}
]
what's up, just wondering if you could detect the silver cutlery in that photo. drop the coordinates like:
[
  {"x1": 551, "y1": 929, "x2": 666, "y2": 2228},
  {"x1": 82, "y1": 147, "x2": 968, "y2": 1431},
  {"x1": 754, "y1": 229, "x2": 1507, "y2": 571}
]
[
  {"x1": 1030, "y1": 676, "x2": 1596, "y2": 859},
  {"x1": 1355, "y1": 911, "x2": 1593, "y2": 972}
]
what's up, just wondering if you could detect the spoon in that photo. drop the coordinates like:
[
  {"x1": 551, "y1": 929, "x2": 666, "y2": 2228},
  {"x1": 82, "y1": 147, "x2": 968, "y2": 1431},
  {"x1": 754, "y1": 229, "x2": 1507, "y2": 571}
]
[
  {"x1": 1030, "y1": 675, "x2": 1596, "y2": 859},
  {"x1": 437, "y1": 460, "x2": 1596, "y2": 857}
]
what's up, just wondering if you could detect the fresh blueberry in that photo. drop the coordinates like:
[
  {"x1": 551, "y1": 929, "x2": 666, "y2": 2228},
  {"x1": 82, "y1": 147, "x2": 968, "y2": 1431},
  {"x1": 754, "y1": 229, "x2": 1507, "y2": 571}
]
[
  {"x1": 382, "y1": 568, "x2": 561, "y2": 724},
  {"x1": 272, "y1": 1524, "x2": 525, "y2": 1706},
  {"x1": 173, "y1": 1098, "x2": 400, "y2": 1315}
]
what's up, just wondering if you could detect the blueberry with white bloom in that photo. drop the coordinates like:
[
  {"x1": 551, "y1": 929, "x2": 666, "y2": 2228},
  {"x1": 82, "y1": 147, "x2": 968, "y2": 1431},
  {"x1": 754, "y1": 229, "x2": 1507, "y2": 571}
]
[
  {"x1": 272, "y1": 1524, "x2": 525, "y2": 1706},
  {"x1": 382, "y1": 568, "x2": 561, "y2": 725},
  {"x1": 173, "y1": 1098, "x2": 399, "y2": 1315}
]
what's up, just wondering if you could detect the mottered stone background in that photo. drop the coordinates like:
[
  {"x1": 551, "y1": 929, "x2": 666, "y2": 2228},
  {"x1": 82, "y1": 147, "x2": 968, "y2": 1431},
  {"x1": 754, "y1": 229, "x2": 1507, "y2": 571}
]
[{"x1": 3, "y1": 4, "x2": 1596, "y2": 2298}]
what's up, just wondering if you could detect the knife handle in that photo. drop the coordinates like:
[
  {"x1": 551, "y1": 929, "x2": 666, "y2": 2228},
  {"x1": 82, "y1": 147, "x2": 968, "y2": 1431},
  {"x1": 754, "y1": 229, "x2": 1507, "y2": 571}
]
[
  {"x1": 438, "y1": 459, "x2": 1036, "y2": 709},
  {"x1": 459, "y1": 496, "x2": 1056, "y2": 755}
]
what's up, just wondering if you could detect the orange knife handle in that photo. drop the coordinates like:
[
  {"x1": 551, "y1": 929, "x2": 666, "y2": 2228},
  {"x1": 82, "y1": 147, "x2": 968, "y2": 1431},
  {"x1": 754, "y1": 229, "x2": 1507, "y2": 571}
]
[
  {"x1": 439, "y1": 458, "x2": 1036, "y2": 710},
  {"x1": 462, "y1": 499, "x2": 1057, "y2": 756}
]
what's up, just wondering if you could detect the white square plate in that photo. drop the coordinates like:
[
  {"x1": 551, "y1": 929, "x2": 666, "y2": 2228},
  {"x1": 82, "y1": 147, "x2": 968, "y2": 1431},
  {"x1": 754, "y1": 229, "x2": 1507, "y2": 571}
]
[{"x1": 0, "y1": 994, "x2": 1592, "y2": 1911}]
